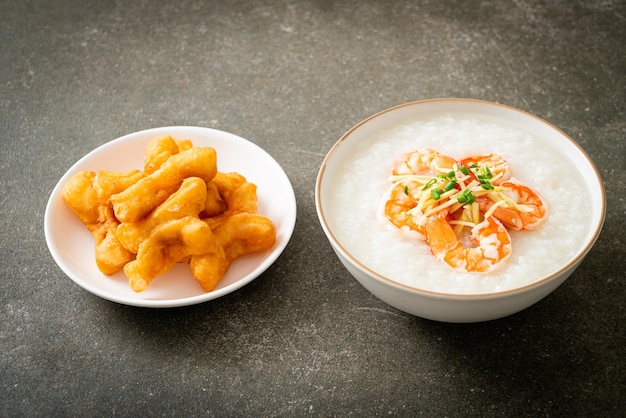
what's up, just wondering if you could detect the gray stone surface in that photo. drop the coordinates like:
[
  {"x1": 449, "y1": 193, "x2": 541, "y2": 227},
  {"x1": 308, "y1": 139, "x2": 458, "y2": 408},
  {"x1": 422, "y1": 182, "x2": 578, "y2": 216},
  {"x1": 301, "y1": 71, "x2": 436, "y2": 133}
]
[{"x1": 1, "y1": 0, "x2": 624, "y2": 416}]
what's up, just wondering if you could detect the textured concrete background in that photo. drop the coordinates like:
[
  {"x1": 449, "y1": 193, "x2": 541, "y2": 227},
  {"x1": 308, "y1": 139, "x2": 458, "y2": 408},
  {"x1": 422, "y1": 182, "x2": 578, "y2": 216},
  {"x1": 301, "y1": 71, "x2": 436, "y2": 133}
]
[{"x1": 1, "y1": 0, "x2": 624, "y2": 416}]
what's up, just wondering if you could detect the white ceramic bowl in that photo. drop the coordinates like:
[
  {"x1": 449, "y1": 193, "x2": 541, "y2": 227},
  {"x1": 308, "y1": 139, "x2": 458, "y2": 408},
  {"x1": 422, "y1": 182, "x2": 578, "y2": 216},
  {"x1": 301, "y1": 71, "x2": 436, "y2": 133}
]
[
  {"x1": 45, "y1": 126, "x2": 296, "y2": 307},
  {"x1": 316, "y1": 99, "x2": 605, "y2": 322}
]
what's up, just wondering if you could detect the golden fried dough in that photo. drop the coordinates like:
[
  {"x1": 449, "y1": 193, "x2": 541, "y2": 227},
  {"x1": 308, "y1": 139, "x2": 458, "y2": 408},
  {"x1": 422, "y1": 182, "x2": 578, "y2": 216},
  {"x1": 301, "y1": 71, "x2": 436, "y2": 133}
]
[
  {"x1": 189, "y1": 248, "x2": 229, "y2": 292},
  {"x1": 62, "y1": 170, "x2": 141, "y2": 274},
  {"x1": 203, "y1": 172, "x2": 258, "y2": 230},
  {"x1": 175, "y1": 139, "x2": 193, "y2": 153},
  {"x1": 124, "y1": 216, "x2": 219, "y2": 292},
  {"x1": 216, "y1": 212, "x2": 276, "y2": 259},
  {"x1": 63, "y1": 169, "x2": 144, "y2": 224},
  {"x1": 93, "y1": 170, "x2": 144, "y2": 200},
  {"x1": 94, "y1": 223, "x2": 135, "y2": 275},
  {"x1": 190, "y1": 212, "x2": 276, "y2": 292},
  {"x1": 143, "y1": 136, "x2": 193, "y2": 174},
  {"x1": 115, "y1": 177, "x2": 208, "y2": 253},
  {"x1": 200, "y1": 180, "x2": 227, "y2": 218},
  {"x1": 63, "y1": 137, "x2": 277, "y2": 293},
  {"x1": 111, "y1": 147, "x2": 217, "y2": 223},
  {"x1": 213, "y1": 171, "x2": 247, "y2": 196},
  {"x1": 63, "y1": 171, "x2": 101, "y2": 226}
]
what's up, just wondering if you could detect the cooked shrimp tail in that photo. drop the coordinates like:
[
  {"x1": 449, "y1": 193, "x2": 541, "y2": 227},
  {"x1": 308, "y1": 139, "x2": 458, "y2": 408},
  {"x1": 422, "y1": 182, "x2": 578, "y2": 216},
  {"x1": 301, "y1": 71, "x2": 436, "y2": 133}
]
[
  {"x1": 394, "y1": 148, "x2": 457, "y2": 176},
  {"x1": 460, "y1": 153, "x2": 511, "y2": 186},
  {"x1": 478, "y1": 179, "x2": 547, "y2": 231},
  {"x1": 382, "y1": 181, "x2": 426, "y2": 238}
]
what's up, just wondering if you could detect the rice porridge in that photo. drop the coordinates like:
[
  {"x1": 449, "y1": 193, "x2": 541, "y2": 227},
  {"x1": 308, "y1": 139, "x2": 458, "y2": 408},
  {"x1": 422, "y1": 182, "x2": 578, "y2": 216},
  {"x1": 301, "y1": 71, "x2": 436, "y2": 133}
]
[{"x1": 327, "y1": 115, "x2": 592, "y2": 294}]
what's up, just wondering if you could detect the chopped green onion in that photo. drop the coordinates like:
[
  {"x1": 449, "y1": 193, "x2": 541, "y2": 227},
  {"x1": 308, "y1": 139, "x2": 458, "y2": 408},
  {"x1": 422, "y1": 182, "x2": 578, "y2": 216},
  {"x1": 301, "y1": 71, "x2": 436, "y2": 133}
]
[
  {"x1": 431, "y1": 188, "x2": 443, "y2": 200},
  {"x1": 443, "y1": 180, "x2": 457, "y2": 192},
  {"x1": 446, "y1": 170, "x2": 455, "y2": 179},
  {"x1": 403, "y1": 185, "x2": 409, "y2": 195},
  {"x1": 459, "y1": 165, "x2": 469, "y2": 175},
  {"x1": 478, "y1": 166, "x2": 492, "y2": 179},
  {"x1": 480, "y1": 182, "x2": 494, "y2": 190},
  {"x1": 422, "y1": 178, "x2": 437, "y2": 190},
  {"x1": 457, "y1": 189, "x2": 475, "y2": 204}
]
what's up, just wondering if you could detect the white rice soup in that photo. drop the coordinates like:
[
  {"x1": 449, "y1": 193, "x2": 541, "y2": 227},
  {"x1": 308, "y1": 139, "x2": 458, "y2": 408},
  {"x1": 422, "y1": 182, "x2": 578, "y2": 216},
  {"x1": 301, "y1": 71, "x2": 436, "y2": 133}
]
[{"x1": 328, "y1": 115, "x2": 592, "y2": 294}]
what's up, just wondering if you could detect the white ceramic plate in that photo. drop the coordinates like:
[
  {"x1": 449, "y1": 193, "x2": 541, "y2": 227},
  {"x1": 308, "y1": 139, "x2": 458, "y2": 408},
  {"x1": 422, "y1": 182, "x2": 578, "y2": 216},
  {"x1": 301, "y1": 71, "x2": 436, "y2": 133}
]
[{"x1": 45, "y1": 126, "x2": 297, "y2": 307}]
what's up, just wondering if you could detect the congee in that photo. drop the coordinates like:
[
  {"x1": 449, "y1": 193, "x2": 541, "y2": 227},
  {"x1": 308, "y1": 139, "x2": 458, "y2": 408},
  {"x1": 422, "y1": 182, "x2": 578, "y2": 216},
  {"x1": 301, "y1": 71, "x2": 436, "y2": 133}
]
[{"x1": 328, "y1": 115, "x2": 591, "y2": 294}]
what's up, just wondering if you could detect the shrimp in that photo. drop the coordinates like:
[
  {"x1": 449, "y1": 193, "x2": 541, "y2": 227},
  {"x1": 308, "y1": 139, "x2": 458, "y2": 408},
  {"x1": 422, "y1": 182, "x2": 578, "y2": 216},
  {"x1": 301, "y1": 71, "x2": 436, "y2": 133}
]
[
  {"x1": 477, "y1": 179, "x2": 547, "y2": 231},
  {"x1": 425, "y1": 210, "x2": 512, "y2": 273},
  {"x1": 384, "y1": 149, "x2": 465, "y2": 235},
  {"x1": 393, "y1": 148, "x2": 457, "y2": 176},
  {"x1": 383, "y1": 181, "x2": 425, "y2": 237},
  {"x1": 460, "y1": 153, "x2": 511, "y2": 186},
  {"x1": 384, "y1": 149, "x2": 458, "y2": 236}
]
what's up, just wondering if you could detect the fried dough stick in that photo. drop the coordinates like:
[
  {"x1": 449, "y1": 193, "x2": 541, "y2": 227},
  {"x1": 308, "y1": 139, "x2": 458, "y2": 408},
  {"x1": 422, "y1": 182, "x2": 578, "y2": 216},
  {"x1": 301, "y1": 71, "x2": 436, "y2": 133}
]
[
  {"x1": 190, "y1": 213, "x2": 276, "y2": 291},
  {"x1": 62, "y1": 170, "x2": 143, "y2": 275},
  {"x1": 202, "y1": 172, "x2": 259, "y2": 230},
  {"x1": 63, "y1": 171, "x2": 101, "y2": 225},
  {"x1": 200, "y1": 180, "x2": 227, "y2": 218},
  {"x1": 115, "y1": 177, "x2": 208, "y2": 253},
  {"x1": 124, "y1": 216, "x2": 219, "y2": 292},
  {"x1": 111, "y1": 147, "x2": 217, "y2": 223},
  {"x1": 143, "y1": 135, "x2": 193, "y2": 174}
]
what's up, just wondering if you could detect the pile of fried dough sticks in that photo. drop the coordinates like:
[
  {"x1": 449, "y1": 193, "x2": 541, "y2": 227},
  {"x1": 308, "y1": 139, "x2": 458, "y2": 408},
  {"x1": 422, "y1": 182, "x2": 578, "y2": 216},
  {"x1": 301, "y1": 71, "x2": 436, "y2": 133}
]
[{"x1": 62, "y1": 136, "x2": 276, "y2": 293}]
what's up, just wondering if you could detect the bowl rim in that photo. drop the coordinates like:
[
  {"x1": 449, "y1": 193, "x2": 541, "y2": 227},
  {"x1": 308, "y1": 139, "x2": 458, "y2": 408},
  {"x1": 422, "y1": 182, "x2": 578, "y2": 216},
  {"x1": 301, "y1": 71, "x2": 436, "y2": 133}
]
[{"x1": 315, "y1": 98, "x2": 606, "y2": 299}]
